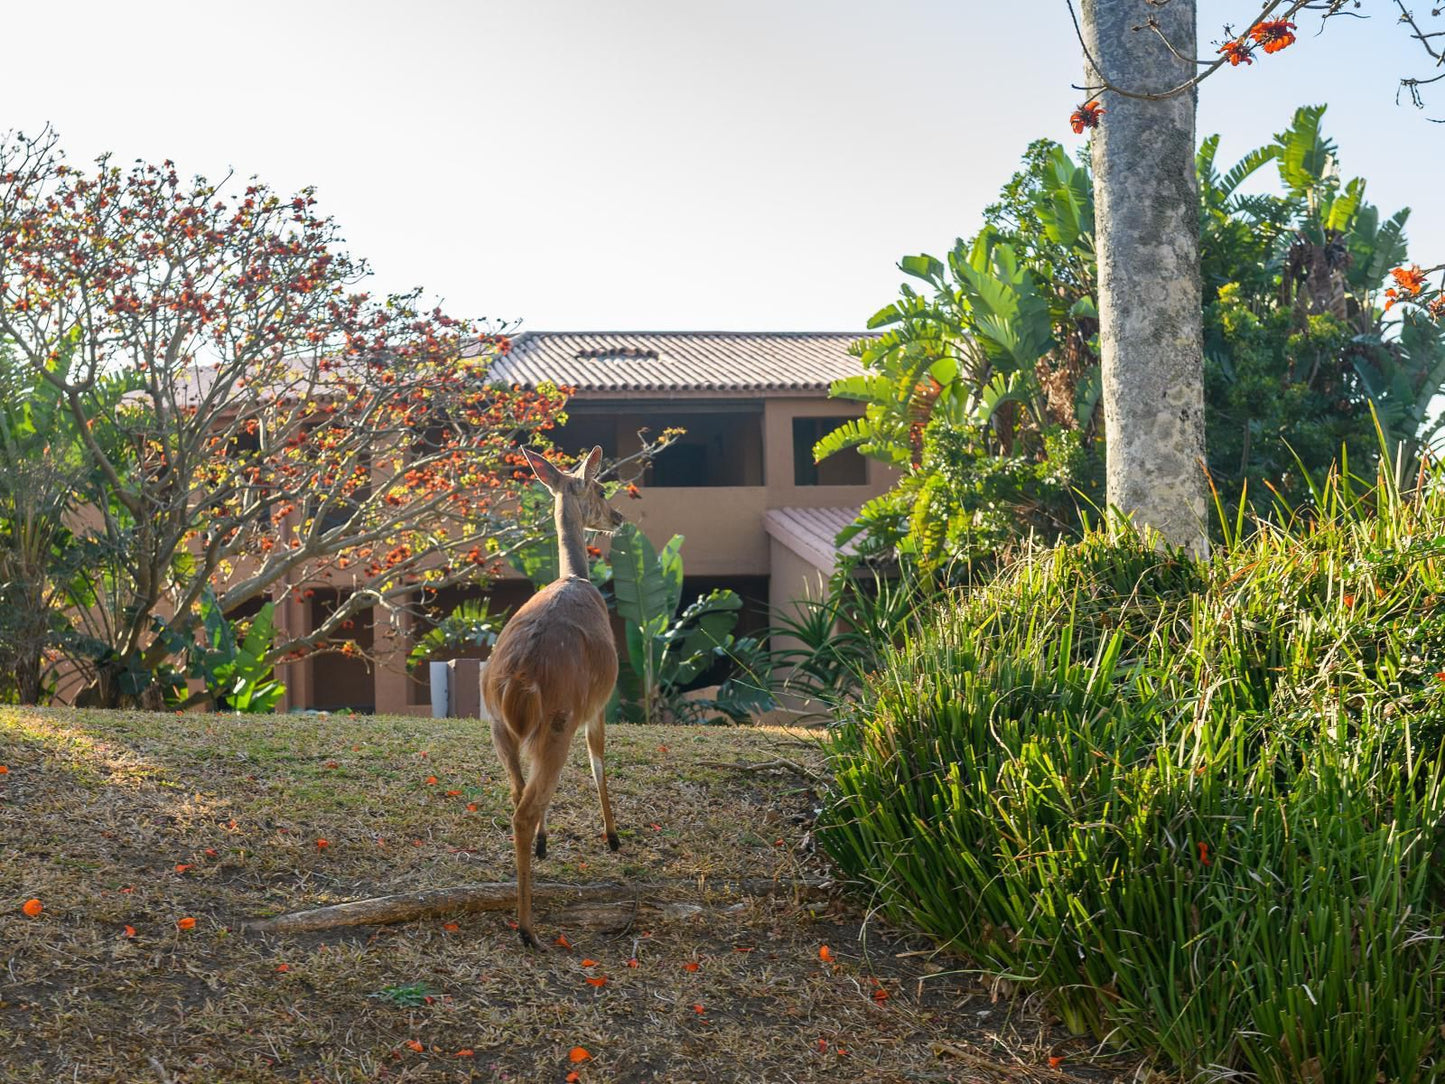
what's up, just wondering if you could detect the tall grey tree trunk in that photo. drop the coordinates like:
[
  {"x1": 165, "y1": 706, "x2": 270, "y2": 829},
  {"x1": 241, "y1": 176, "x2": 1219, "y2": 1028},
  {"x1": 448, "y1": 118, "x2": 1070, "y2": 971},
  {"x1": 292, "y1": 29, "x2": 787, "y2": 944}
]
[{"x1": 1082, "y1": 0, "x2": 1208, "y2": 557}]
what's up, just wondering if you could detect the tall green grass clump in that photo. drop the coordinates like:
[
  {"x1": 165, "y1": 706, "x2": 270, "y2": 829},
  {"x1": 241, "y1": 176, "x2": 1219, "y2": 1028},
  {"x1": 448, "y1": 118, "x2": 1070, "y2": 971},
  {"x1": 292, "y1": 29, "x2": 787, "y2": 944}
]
[{"x1": 822, "y1": 462, "x2": 1445, "y2": 1081}]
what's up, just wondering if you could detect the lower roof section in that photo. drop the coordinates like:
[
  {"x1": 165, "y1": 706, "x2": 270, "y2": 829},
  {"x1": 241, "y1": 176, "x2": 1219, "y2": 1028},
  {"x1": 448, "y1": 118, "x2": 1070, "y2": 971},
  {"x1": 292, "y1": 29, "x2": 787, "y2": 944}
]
[{"x1": 762, "y1": 505, "x2": 861, "y2": 573}]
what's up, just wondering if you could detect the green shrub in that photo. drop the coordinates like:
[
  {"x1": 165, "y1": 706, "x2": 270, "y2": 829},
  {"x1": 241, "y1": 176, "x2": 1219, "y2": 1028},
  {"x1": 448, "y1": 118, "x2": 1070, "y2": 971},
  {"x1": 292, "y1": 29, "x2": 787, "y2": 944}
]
[{"x1": 822, "y1": 464, "x2": 1445, "y2": 1080}]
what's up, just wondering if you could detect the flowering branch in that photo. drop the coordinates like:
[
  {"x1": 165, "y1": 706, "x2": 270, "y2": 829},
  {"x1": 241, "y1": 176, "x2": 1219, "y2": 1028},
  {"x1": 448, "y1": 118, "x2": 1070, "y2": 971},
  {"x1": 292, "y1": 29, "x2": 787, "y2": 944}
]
[{"x1": 1064, "y1": 0, "x2": 1445, "y2": 129}]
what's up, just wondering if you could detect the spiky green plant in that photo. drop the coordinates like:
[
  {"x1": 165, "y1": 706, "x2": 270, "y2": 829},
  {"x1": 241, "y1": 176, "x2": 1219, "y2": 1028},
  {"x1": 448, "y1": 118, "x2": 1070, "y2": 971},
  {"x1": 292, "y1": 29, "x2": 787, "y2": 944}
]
[{"x1": 822, "y1": 452, "x2": 1445, "y2": 1080}]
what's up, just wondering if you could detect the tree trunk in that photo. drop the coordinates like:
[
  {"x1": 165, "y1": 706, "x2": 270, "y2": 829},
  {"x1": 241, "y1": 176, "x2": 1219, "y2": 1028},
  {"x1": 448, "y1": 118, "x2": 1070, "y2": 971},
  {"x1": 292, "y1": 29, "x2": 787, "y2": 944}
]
[{"x1": 1082, "y1": 0, "x2": 1208, "y2": 557}]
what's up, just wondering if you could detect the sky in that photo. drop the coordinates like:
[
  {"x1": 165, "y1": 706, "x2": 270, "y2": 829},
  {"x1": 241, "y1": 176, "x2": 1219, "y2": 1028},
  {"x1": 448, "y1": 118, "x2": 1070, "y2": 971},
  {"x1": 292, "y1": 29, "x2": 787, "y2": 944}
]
[{"x1": 7, "y1": 1, "x2": 1441, "y2": 333}]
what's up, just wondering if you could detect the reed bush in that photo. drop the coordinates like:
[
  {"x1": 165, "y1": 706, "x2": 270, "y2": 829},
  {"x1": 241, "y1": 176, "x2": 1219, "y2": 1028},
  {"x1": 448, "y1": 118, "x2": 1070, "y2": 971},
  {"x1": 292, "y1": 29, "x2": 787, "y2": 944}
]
[{"x1": 823, "y1": 462, "x2": 1445, "y2": 1080}]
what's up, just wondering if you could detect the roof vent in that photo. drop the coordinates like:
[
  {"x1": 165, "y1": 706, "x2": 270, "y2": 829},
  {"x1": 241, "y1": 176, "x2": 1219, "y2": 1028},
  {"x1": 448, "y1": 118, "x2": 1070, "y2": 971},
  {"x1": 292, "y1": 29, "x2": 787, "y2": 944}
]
[{"x1": 575, "y1": 347, "x2": 659, "y2": 361}]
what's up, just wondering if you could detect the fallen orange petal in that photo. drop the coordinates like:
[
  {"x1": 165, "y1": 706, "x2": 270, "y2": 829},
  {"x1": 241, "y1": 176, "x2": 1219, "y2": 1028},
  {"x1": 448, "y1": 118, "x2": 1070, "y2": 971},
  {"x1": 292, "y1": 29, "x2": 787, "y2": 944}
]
[
  {"x1": 626, "y1": 958, "x2": 639, "y2": 968},
  {"x1": 1049, "y1": 1055, "x2": 1064, "y2": 1068},
  {"x1": 316, "y1": 839, "x2": 329, "y2": 849},
  {"x1": 123, "y1": 925, "x2": 136, "y2": 938},
  {"x1": 580, "y1": 958, "x2": 599, "y2": 967},
  {"x1": 276, "y1": 963, "x2": 289, "y2": 972},
  {"x1": 683, "y1": 961, "x2": 700, "y2": 972},
  {"x1": 818, "y1": 945, "x2": 833, "y2": 963},
  {"x1": 872, "y1": 986, "x2": 889, "y2": 1002},
  {"x1": 174, "y1": 864, "x2": 192, "y2": 873},
  {"x1": 22, "y1": 898, "x2": 42, "y2": 917},
  {"x1": 555, "y1": 934, "x2": 572, "y2": 949},
  {"x1": 0, "y1": 765, "x2": 9, "y2": 774},
  {"x1": 445, "y1": 789, "x2": 462, "y2": 797},
  {"x1": 692, "y1": 1003, "x2": 705, "y2": 1014},
  {"x1": 425, "y1": 776, "x2": 438, "y2": 785},
  {"x1": 465, "y1": 803, "x2": 479, "y2": 812},
  {"x1": 177, "y1": 916, "x2": 196, "y2": 930},
  {"x1": 442, "y1": 922, "x2": 460, "y2": 932},
  {"x1": 585, "y1": 976, "x2": 608, "y2": 987},
  {"x1": 405, "y1": 1039, "x2": 424, "y2": 1052},
  {"x1": 569, "y1": 1046, "x2": 591, "y2": 1063},
  {"x1": 456, "y1": 1049, "x2": 474, "y2": 1057},
  {"x1": 566, "y1": 1073, "x2": 581, "y2": 1084}
]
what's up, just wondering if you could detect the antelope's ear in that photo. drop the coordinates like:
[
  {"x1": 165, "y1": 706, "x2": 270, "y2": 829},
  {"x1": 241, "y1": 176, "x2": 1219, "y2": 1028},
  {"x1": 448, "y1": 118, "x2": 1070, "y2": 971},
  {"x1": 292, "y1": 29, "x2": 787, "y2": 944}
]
[
  {"x1": 522, "y1": 447, "x2": 565, "y2": 491},
  {"x1": 580, "y1": 445, "x2": 604, "y2": 482}
]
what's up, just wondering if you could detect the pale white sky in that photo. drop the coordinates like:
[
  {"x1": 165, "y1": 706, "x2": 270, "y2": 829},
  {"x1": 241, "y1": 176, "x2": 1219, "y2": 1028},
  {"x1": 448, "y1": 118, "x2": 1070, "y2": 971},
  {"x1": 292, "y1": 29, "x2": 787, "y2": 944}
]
[{"x1": 8, "y1": 1, "x2": 1440, "y2": 331}]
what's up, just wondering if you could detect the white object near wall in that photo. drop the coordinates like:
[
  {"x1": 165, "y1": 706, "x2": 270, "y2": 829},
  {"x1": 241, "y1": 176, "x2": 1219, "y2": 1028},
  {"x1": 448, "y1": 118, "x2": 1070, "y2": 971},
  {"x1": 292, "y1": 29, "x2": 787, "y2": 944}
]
[{"x1": 428, "y1": 660, "x2": 451, "y2": 719}]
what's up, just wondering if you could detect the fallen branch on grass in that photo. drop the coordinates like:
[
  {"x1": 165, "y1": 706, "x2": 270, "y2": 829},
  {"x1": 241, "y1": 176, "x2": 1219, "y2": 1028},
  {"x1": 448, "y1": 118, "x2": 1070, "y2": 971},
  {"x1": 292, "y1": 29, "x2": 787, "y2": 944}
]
[
  {"x1": 694, "y1": 758, "x2": 826, "y2": 785},
  {"x1": 245, "y1": 876, "x2": 832, "y2": 935}
]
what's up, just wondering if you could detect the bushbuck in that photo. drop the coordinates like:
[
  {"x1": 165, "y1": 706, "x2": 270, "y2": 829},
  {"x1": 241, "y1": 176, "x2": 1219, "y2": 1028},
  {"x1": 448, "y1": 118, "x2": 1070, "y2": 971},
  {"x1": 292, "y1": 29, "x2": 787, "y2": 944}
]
[{"x1": 482, "y1": 445, "x2": 625, "y2": 948}]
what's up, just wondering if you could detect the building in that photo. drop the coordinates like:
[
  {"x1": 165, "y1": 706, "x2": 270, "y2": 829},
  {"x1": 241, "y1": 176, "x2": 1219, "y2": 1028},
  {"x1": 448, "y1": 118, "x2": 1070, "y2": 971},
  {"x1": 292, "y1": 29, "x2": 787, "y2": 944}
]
[{"x1": 276, "y1": 331, "x2": 892, "y2": 714}]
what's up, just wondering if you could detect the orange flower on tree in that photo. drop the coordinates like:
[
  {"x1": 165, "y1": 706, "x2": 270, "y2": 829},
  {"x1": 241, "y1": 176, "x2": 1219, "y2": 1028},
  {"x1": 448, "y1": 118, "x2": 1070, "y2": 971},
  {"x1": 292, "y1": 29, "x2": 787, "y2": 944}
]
[
  {"x1": 1250, "y1": 18, "x2": 1297, "y2": 54},
  {"x1": 1217, "y1": 39, "x2": 1252, "y2": 66},
  {"x1": 1070, "y1": 99, "x2": 1104, "y2": 134},
  {"x1": 1385, "y1": 264, "x2": 1428, "y2": 311}
]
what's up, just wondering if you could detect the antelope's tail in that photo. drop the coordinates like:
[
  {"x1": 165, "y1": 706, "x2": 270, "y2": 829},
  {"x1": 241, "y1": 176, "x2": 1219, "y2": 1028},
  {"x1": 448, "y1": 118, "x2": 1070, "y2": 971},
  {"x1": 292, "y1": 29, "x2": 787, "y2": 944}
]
[{"x1": 498, "y1": 677, "x2": 542, "y2": 747}]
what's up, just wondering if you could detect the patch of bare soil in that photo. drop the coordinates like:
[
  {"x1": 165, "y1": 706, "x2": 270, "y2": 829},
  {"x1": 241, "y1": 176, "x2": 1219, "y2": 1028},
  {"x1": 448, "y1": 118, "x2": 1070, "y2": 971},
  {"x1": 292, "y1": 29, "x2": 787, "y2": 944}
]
[{"x1": 0, "y1": 708, "x2": 1138, "y2": 1082}]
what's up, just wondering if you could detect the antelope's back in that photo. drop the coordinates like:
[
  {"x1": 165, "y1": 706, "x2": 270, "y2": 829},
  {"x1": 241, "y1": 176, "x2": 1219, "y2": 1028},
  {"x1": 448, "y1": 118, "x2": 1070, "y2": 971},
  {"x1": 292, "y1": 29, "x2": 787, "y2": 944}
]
[{"x1": 482, "y1": 577, "x2": 618, "y2": 725}]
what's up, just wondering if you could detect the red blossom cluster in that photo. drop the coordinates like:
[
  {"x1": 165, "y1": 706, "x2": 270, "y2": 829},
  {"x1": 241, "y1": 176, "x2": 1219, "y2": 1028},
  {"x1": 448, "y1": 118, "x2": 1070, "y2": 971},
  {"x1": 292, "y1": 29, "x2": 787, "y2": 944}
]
[
  {"x1": 1070, "y1": 100, "x2": 1105, "y2": 134},
  {"x1": 1384, "y1": 264, "x2": 1428, "y2": 311},
  {"x1": 1251, "y1": 18, "x2": 1296, "y2": 54}
]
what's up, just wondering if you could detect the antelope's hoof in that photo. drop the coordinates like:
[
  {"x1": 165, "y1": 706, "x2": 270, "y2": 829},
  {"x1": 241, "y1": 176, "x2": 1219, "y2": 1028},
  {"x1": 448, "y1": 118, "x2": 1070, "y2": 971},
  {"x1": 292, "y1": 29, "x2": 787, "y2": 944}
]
[
  {"x1": 519, "y1": 926, "x2": 542, "y2": 951},
  {"x1": 534, "y1": 832, "x2": 547, "y2": 860},
  {"x1": 606, "y1": 831, "x2": 621, "y2": 852}
]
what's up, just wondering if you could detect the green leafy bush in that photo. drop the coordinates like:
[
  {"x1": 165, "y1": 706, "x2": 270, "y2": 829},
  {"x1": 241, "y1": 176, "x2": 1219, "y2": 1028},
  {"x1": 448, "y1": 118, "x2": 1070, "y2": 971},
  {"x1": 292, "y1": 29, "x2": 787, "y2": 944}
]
[
  {"x1": 822, "y1": 458, "x2": 1445, "y2": 1079},
  {"x1": 167, "y1": 589, "x2": 286, "y2": 713},
  {"x1": 609, "y1": 523, "x2": 772, "y2": 724}
]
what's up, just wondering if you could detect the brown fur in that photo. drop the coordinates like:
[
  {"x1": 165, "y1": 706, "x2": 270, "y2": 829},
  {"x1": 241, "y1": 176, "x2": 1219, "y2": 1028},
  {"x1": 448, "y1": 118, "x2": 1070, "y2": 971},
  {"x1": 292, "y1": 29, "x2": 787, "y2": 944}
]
[{"x1": 481, "y1": 446, "x2": 624, "y2": 948}]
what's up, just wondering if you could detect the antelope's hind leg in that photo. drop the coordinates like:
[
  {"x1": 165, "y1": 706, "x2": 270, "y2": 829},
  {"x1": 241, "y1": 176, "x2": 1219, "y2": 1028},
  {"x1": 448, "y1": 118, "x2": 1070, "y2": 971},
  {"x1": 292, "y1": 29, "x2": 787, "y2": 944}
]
[
  {"x1": 586, "y1": 715, "x2": 620, "y2": 852},
  {"x1": 510, "y1": 722, "x2": 571, "y2": 949}
]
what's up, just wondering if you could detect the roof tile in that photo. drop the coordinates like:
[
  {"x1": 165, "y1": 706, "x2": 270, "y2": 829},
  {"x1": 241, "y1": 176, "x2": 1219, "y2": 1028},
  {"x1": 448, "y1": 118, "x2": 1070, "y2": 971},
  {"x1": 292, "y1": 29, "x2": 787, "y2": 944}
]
[{"x1": 485, "y1": 331, "x2": 870, "y2": 393}]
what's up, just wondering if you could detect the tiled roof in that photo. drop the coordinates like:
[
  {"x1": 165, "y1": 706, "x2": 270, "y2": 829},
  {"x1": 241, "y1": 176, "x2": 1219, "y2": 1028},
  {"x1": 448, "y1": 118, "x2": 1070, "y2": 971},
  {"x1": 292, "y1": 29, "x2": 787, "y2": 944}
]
[
  {"x1": 485, "y1": 331, "x2": 869, "y2": 393},
  {"x1": 763, "y1": 505, "x2": 861, "y2": 572}
]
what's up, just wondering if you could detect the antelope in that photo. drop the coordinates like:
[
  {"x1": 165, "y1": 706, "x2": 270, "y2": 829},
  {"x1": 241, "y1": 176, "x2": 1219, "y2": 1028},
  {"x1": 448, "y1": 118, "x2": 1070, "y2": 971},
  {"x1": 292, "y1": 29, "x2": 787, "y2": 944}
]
[{"x1": 482, "y1": 445, "x2": 625, "y2": 948}]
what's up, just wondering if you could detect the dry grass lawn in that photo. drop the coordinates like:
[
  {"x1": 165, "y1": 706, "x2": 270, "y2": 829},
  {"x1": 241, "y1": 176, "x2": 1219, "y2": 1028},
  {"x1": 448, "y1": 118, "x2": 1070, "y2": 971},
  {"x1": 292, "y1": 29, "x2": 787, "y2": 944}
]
[{"x1": 0, "y1": 708, "x2": 1134, "y2": 1083}]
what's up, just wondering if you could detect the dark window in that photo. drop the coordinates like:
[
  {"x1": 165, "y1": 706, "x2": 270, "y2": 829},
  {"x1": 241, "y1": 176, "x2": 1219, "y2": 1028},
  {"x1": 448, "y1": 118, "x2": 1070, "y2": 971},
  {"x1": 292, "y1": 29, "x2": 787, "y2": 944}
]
[
  {"x1": 793, "y1": 417, "x2": 868, "y2": 486},
  {"x1": 647, "y1": 410, "x2": 763, "y2": 487}
]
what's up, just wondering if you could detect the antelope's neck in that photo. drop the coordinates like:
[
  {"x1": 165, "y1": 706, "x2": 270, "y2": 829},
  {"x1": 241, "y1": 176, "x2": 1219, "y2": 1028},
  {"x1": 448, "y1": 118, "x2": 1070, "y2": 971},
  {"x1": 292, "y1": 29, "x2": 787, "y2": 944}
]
[{"x1": 555, "y1": 498, "x2": 590, "y2": 581}]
